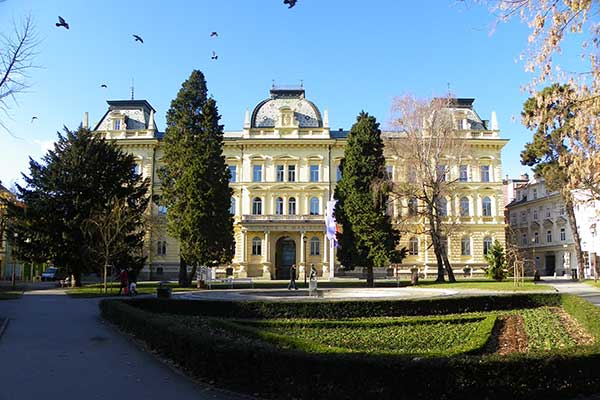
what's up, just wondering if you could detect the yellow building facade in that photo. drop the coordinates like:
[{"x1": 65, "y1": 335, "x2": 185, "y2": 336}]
[{"x1": 92, "y1": 88, "x2": 508, "y2": 280}]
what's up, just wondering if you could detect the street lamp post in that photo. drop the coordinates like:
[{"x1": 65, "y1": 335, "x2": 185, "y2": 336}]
[
  {"x1": 303, "y1": 235, "x2": 307, "y2": 285},
  {"x1": 532, "y1": 237, "x2": 537, "y2": 279}
]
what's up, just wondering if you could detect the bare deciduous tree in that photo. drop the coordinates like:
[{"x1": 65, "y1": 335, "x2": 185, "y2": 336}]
[
  {"x1": 489, "y1": 0, "x2": 600, "y2": 198},
  {"x1": 389, "y1": 94, "x2": 470, "y2": 283},
  {"x1": 0, "y1": 14, "x2": 39, "y2": 132}
]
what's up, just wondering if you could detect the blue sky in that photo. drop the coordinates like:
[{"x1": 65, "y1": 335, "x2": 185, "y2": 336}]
[{"x1": 0, "y1": 0, "x2": 557, "y2": 186}]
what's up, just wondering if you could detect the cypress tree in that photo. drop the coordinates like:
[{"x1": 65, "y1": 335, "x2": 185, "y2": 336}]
[
  {"x1": 160, "y1": 70, "x2": 234, "y2": 287},
  {"x1": 8, "y1": 127, "x2": 149, "y2": 286},
  {"x1": 334, "y1": 112, "x2": 403, "y2": 286}
]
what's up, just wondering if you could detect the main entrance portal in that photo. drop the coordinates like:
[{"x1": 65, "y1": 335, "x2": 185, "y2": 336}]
[{"x1": 275, "y1": 237, "x2": 296, "y2": 280}]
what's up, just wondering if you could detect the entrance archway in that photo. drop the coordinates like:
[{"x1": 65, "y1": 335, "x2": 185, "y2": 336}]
[{"x1": 275, "y1": 236, "x2": 296, "y2": 280}]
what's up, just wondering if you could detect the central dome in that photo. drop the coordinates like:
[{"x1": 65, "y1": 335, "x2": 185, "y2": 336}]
[{"x1": 251, "y1": 86, "x2": 323, "y2": 128}]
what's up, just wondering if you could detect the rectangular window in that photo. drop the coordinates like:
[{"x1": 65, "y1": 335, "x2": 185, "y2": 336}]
[
  {"x1": 287, "y1": 165, "x2": 296, "y2": 182},
  {"x1": 253, "y1": 165, "x2": 263, "y2": 182},
  {"x1": 522, "y1": 234, "x2": 527, "y2": 246},
  {"x1": 386, "y1": 165, "x2": 394, "y2": 180},
  {"x1": 560, "y1": 206, "x2": 566, "y2": 215},
  {"x1": 533, "y1": 189, "x2": 537, "y2": 199},
  {"x1": 546, "y1": 230, "x2": 552, "y2": 243},
  {"x1": 157, "y1": 240, "x2": 166, "y2": 256},
  {"x1": 113, "y1": 119, "x2": 121, "y2": 130},
  {"x1": 461, "y1": 239, "x2": 471, "y2": 256},
  {"x1": 228, "y1": 166, "x2": 236, "y2": 183},
  {"x1": 310, "y1": 239, "x2": 320, "y2": 256},
  {"x1": 459, "y1": 165, "x2": 468, "y2": 182},
  {"x1": 310, "y1": 165, "x2": 319, "y2": 182},
  {"x1": 480, "y1": 165, "x2": 490, "y2": 182},
  {"x1": 336, "y1": 165, "x2": 342, "y2": 182},
  {"x1": 560, "y1": 228, "x2": 566, "y2": 241},
  {"x1": 276, "y1": 165, "x2": 285, "y2": 182},
  {"x1": 534, "y1": 231, "x2": 539, "y2": 244},
  {"x1": 546, "y1": 208, "x2": 551, "y2": 218},
  {"x1": 436, "y1": 165, "x2": 446, "y2": 182},
  {"x1": 533, "y1": 209, "x2": 538, "y2": 221}
]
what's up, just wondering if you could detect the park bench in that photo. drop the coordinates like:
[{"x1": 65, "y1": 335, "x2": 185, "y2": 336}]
[{"x1": 207, "y1": 277, "x2": 254, "y2": 289}]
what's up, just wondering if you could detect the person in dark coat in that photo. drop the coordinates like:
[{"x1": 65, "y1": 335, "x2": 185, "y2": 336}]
[{"x1": 287, "y1": 264, "x2": 298, "y2": 290}]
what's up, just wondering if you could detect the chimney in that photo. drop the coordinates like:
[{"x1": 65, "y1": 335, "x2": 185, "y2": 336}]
[
  {"x1": 491, "y1": 111, "x2": 498, "y2": 130},
  {"x1": 148, "y1": 109, "x2": 155, "y2": 131},
  {"x1": 83, "y1": 112, "x2": 89, "y2": 129},
  {"x1": 244, "y1": 109, "x2": 250, "y2": 129}
]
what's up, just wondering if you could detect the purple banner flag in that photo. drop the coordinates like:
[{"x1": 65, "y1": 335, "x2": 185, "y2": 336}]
[{"x1": 325, "y1": 200, "x2": 338, "y2": 247}]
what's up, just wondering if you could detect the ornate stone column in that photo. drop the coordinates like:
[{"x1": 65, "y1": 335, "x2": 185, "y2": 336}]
[
  {"x1": 238, "y1": 229, "x2": 248, "y2": 278},
  {"x1": 262, "y1": 230, "x2": 271, "y2": 279},
  {"x1": 299, "y1": 231, "x2": 306, "y2": 279}
]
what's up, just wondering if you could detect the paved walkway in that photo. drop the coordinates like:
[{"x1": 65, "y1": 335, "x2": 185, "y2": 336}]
[
  {"x1": 542, "y1": 276, "x2": 600, "y2": 306},
  {"x1": 0, "y1": 288, "x2": 252, "y2": 400}
]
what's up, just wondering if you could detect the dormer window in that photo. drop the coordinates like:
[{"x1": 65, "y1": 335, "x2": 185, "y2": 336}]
[{"x1": 113, "y1": 119, "x2": 121, "y2": 130}]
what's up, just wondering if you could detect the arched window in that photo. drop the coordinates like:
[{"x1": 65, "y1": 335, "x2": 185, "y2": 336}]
[
  {"x1": 483, "y1": 236, "x2": 493, "y2": 255},
  {"x1": 288, "y1": 197, "x2": 296, "y2": 215},
  {"x1": 482, "y1": 197, "x2": 492, "y2": 216},
  {"x1": 310, "y1": 197, "x2": 320, "y2": 215},
  {"x1": 409, "y1": 237, "x2": 418, "y2": 256},
  {"x1": 251, "y1": 237, "x2": 262, "y2": 256},
  {"x1": 437, "y1": 197, "x2": 447, "y2": 217},
  {"x1": 229, "y1": 197, "x2": 236, "y2": 215},
  {"x1": 461, "y1": 237, "x2": 471, "y2": 256},
  {"x1": 252, "y1": 197, "x2": 262, "y2": 215},
  {"x1": 310, "y1": 237, "x2": 320, "y2": 256},
  {"x1": 459, "y1": 197, "x2": 470, "y2": 217},
  {"x1": 408, "y1": 197, "x2": 418, "y2": 216},
  {"x1": 275, "y1": 197, "x2": 284, "y2": 215}
]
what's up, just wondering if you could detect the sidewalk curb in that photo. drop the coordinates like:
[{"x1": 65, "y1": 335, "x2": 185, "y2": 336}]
[{"x1": 0, "y1": 317, "x2": 9, "y2": 341}]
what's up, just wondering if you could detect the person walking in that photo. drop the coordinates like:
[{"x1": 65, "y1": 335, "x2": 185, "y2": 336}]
[
  {"x1": 128, "y1": 268, "x2": 138, "y2": 296},
  {"x1": 117, "y1": 268, "x2": 129, "y2": 296},
  {"x1": 288, "y1": 264, "x2": 298, "y2": 290}
]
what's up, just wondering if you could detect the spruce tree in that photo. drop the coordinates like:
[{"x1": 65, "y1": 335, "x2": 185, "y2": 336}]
[
  {"x1": 8, "y1": 127, "x2": 148, "y2": 286},
  {"x1": 160, "y1": 70, "x2": 234, "y2": 287},
  {"x1": 334, "y1": 112, "x2": 403, "y2": 286}
]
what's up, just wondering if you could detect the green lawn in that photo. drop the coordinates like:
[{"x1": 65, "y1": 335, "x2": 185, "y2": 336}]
[
  {"x1": 415, "y1": 278, "x2": 552, "y2": 291},
  {"x1": 214, "y1": 314, "x2": 496, "y2": 356},
  {"x1": 212, "y1": 306, "x2": 575, "y2": 356},
  {"x1": 67, "y1": 281, "x2": 200, "y2": 298},
  {"x1": 584, "y1": 280, "x2": 600, "y2": 289}
]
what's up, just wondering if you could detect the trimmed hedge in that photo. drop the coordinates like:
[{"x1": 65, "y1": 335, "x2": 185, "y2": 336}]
[
  {"x1": 100, "y1": 293, "x2": 600, "y2": 400},
  {"x1": 123, "y1": 292, "x2": 562, "y2": 319}
]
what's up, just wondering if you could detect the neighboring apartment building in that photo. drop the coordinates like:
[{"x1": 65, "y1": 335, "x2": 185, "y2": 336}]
[
  {"x1": 506, "y1": 177, "x2": 600, "y2": 276},
  {"x1": 0, "y1": 184, "x2": 24, "y2": 281},
  {"x1": 92, "y1": 87, "x2": 508, "y2": 279}
]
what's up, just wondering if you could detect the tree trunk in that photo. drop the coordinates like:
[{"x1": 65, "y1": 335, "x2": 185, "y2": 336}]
[
  {"x1": 427, "y1": 208, "x2": 445, "y2": 282},
  {"x1": 179, "y1": 256, "x2": 188, "y2": 287},
  {"x1": 564, "y1": 193, "x2": 586, "y2": 280},
  {"x1": 442, "y1": 253, "x2": 456, "y2": 283},
  {"x1": 188, "y1": 265, "x2": 198, "y2": 287},
  {"x1": 366, "y1": 265, "x2": 374, "y2": 287},
  {"x1": 72, "y1": 270, "x2": 82, "y2": 287}
]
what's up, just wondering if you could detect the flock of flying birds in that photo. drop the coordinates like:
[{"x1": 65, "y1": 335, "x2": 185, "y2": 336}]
[{"x1": 31, "y1": 0, "x2": 298, "y2": 123}]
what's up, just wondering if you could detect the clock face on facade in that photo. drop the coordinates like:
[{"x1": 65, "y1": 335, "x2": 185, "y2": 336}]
[{"x1": 254, "y1": 99, "x2": 320, "y2": 128}]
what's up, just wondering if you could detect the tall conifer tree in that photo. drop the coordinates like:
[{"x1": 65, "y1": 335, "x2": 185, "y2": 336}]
[
  {"x1": 160, "y1": 70, "x2": 234, "y2": 286},
  {"x1": 334, "y1": 112, "x2": 403, "y2": 286},
  {"x1": 8, "y1": 127, "x2": 148, "y2": 286}
]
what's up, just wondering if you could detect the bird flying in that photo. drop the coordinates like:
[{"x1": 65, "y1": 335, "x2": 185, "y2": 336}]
[
  {"x1": 211, "y1": 51, "x2": 218, "y2": 60},
  {"x1": 283, "y1": 0, "x2": 297, "y2": 8},
  {"x1": 133, "y1": 34, "x2": 144, "y2": 43},
  {"x1": 56, "y1": 16, "x2": 69, "y2": 29},
  {"x1": 100, "y1": 84, "x2": 108, "y2": 88},
  {"x1": 31, "y1": 116, "x2": 38, "y2": 123},
  {"x1": 210, "y1": 31, "x2": 218, "y2": 37}
]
